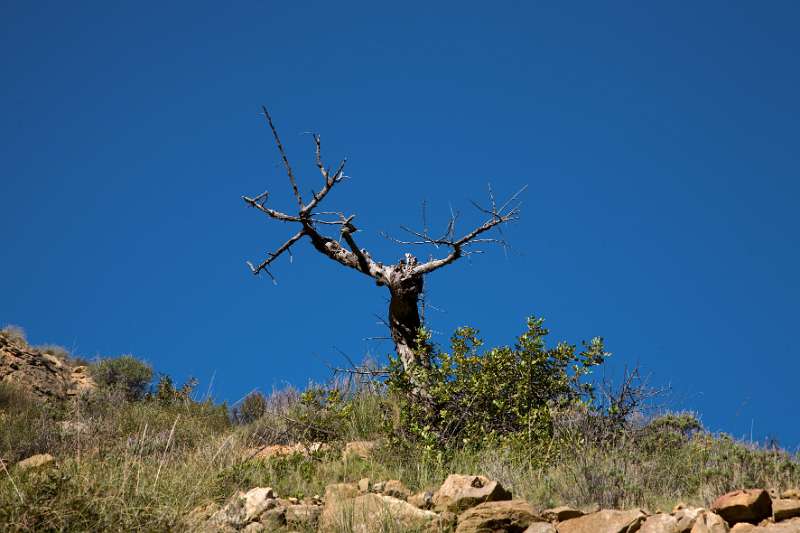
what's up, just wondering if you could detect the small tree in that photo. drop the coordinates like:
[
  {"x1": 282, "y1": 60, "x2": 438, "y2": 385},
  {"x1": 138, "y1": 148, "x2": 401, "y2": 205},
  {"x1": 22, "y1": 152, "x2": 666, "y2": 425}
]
[{"x1": 243, "y1": 107, "x2": 524, "y2": 399}]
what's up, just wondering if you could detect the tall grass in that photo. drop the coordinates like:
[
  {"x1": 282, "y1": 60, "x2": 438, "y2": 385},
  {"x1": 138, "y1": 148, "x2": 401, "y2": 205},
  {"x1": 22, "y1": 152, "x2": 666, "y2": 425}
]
[{"x1": 1, "y1": 381, "x2": 798, "y2": 532}]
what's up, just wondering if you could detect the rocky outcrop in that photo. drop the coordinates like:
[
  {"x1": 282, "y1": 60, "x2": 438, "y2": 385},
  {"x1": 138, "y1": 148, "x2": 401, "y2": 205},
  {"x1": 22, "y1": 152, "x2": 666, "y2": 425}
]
[
  {"x1": 186, "y1": 474, "x2": 800, "y2": 533},
  {"x1": 712, "y1": 490, "x2": 773, "y2": 525},
  {"x1": 0, "y1": 331, "x2": 95, "y2": 402}
]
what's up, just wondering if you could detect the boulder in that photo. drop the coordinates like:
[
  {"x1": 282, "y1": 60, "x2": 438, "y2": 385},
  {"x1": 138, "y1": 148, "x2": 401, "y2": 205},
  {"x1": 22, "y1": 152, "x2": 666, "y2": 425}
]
[
  {"x1": 16, "y1": 453, "x2": 55, "y2": 471},
  {"x1": 542, "y1": 506, "x2": 583, "y2": 523},
  {"x1": 525, "y1": 523, "x2": 558, "y2": 533},
  {"x1": 382, "y1": 479, "x2": 412, "y2": 500},
  {"x1": 285, "y1": 503, "x2": 321, "y2": 528},
  {"x1": 320, "y1": 492, "x2": 443, "y2": 533},
  {"x1": 711, "y1": 490, "x2": 772, "y2": 525},
  {"x1": 730, "y1": 517, "x2": 800, "y2": 532},
  {"x1": 433, "y1": 474, "x2": 512, "y2": 513},
  {"x1": 640, "y1": 513, "x2": 681, "y2": 533},
  {"x1": 358, "y1": 477, "x2": 371, "y2": 493},
  {"x1": 455, "y1": 500, "x2": 542, "y2": 533},
  {"x1": 782, "y1": 489, "x2": 800, "y2": 500},
  {"x1": 409, "y1": 491, "x2": 434, "y2": 510},
  {"x1": 673, "y1": 507, "x2": 705, "y2": 531},
  {"x1": 209, "y1": 487, "x2": 278, "y2": 528},
  {"x1": 690, "y1": 511, "x2": 729, "y2": 533},
  {"x1": 557, "y1": 509, "x2": 647, "y2": 533},
  {"x1": 773, "y1": 499, "x2": 800, "y2": 522}
]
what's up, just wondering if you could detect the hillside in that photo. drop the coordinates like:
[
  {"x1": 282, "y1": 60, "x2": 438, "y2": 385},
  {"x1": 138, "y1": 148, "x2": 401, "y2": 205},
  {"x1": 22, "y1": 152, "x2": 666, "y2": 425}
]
[{"x1": 1, "y1": 324, "x2": 800, "y2": 532}]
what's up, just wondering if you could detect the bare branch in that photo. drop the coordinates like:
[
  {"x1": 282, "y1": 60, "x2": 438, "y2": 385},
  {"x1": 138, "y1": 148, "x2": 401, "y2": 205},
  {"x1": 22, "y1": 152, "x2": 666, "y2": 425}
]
[
  {"x1": 247, "y1": 229, "x2": 306, "y2": 278},
  {"x1": 262, "y1": 106, "x2": 304, "y2": 209}
]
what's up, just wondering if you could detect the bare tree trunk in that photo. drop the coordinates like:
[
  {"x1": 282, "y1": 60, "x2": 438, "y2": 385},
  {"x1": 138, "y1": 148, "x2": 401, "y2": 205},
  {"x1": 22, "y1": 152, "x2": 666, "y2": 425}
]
[{"x1": 388, "y1": 274, "x2": 428, "y2": 376}]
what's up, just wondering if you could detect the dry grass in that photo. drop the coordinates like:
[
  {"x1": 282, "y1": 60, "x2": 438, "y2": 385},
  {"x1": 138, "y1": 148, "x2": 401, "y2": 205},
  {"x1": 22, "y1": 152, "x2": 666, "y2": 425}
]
[{"x1": 1, "y1": 381, "x2": 798, "y2": 532}]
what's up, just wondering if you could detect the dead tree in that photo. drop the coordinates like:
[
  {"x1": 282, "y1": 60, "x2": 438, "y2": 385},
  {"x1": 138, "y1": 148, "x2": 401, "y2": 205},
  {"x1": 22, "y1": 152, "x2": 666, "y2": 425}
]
[{"x1": 243, "y1": 107, "x2": 523, "y2": 397}]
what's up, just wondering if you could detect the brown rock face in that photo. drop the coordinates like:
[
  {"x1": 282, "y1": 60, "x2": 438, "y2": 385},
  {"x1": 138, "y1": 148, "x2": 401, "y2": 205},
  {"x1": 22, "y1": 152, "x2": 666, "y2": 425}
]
[
  {"x1": 639, "y1": 513, "x2": 681, "y2": 533},
  {"x1": 557, "y1": 509, "x2": 647, "y2": 533},
  {"x1": 712, "y1": 489, "x2": 773, "y2": 525},
  {"x1": 690, "y1": 511, "x2": 729, "y2": 533},
  {"x1": 0, "y1": 332, "x2": 95, "y2": 402},
  {"x1": 455, "y1": 500, "x2": 542, "y2": 533},
  {"x1": 773, "y1": 499, "x2": 800, "y2": 522},
  {"x1": 433, "y1": 474, "x2": 512, "y2": 513}
]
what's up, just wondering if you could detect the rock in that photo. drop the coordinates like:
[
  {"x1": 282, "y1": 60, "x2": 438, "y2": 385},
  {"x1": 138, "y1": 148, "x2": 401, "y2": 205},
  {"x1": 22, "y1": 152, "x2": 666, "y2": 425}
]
[
  {"x1": 782, "y1": 490, "x2": 800, "y2": 500},
  {"x1": 286, "y1": 504, "x2": 321, "y2": 528},
  {"x1": 690, "y1": 511, "x2": 729, "y2": 533},
  {"x1": 409, "y1": 491, "x2": 434, "y2": 510},
  {"x1": 730, "y1": 517, "x2": 800, "y2": 531},
  {"x1": 325, "y1": 482, "x2": 360, "y2": 502},
  {"x1": 640, "y1": 513, "x2": 681, "y2": 533},
  {"x1": 257, "y1": 506, "x2": 286, "y2": 529},
  {"x1": 773, "y1": 499, "x2": 800, "y2": 522},
  {"x1": 712, "y1": 489, "x2": 773, "y2": 525},
  {"x1": 358, "y1": 477, "x2": 371, "y2": 493},
  {"x1": 320, "y1": 493, "x2": 443, "y2": 533},
  {"x1": 184, "y1": 502, "x2": 220, "y2": 531},
  {"x1": 16, "y1": 453, "x2": 55, "y2": 471},
  {"x1": 241, "y1": 523, "x2": 266, "y2": 533},
  {"x1": 673, "y1": 507, "x2": 705, "y2": 531},
  {"x1": 373, "y1": 481, "x2": 386, "y2": 493},
  {"x1": 557, "y1": 509, "x2": 647, "y2": 533},
  {"x1": 433, "y1": 474, "x2": 512, "y2": 513},
  {"x1": 343, "y1": 440, "x2": 379, "y2": 460},
  {"x1": 382, "y1": 479, "x2": 412, "y2": 500},
  {"x1": 525, "y1": 524, "x2": 557, "y2": 533},
  {"x1": 209, "y1": 487, "x2": 278, "y2": 528},
  {"x1": 0, "y1": 332, "x2": 97, "y2": 403},
  {"x1": 455, "y1": 500, "x2": 541, "y2": 533},
  {"x1": 542, "y1": 506, "x2": 583, "y2": 523}
]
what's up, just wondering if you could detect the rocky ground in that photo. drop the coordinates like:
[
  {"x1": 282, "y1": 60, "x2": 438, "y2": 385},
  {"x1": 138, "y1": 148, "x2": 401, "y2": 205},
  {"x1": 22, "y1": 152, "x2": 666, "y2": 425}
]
[{"x1": 182, "y1": 462, "x2": 800, "y2": 532}]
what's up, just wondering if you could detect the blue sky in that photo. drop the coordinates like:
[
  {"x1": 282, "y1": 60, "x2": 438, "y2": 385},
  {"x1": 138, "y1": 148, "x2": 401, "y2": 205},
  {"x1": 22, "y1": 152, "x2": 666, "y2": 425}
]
[{"x1": 2, "y1": 2, "x2": 798, "y2": 448}]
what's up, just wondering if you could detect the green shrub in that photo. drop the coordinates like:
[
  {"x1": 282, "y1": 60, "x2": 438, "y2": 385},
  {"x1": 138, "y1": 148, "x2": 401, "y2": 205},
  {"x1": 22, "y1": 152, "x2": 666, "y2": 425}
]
[
  {"x1": 90, "y1": 355, "x2": 153, "y2": 401},
  {"x1": 387, "y1": 316, "x2": 608, "y2": 452},
  {"x1": 232, "y1": 391, "x2": 268, "y2": 424}
]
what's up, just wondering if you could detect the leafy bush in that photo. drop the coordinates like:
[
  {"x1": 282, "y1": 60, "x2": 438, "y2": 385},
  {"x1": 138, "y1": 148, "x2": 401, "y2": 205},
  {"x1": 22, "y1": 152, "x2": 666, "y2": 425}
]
[
  {"x1": 387, "y1": 316, "x2": 608, "y2": 451},
  {"x1": 232, "y1": 391, "x2": 268, "y2": 424},
  {"x1": 89, "y1": 355, "x2": 153, "y2": 401}
]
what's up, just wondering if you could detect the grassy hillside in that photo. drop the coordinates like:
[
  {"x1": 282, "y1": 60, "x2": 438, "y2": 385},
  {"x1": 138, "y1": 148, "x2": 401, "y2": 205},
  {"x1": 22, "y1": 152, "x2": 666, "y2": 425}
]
[{"x1": 1, "y1": 324, "x2": 799, "y2": 531}]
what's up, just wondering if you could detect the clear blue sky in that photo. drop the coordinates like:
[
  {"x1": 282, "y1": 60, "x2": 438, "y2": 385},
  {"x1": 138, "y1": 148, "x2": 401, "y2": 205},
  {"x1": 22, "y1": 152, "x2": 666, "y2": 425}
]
[{"x1": 2, "y1": 2, "x2": 798, "y2": 448}]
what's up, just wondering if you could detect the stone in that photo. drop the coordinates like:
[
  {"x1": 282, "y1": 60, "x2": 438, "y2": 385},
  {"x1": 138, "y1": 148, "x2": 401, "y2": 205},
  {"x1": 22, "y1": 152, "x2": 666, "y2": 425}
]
[
  {"x1": 343, "y1": 440, "x2": 379, "y2": 460},
  {"x1": 557, "y1": 509, "x2": 647, "y2": 533},
  {"x1": 286, "y1": 504, "x2": 321, "y2": 528},
  {"x1": 773, "y1": 499, "x2": 800, "y2": 522},
  {"x1": 382, "y1": 479, "x2": 412, "y2": 500},
  {"x1": 730, "y1": 517, "x2": 800, "y2": 532},
  {"x1": 209, "y1": 487, "x2": 278, "y2": 528},
  {"x1": 408, "y1": 491, "x2": 434, "y2": 510},
  {"x1": 690, "y1": 511, "x2": 729, "y2": 533},
  {"x1": 358, "y1": 477, "x2": 371, "y2": 493},
  {"x1": 525, "y1": 523, "x2": 557, "y2": 533},
  {"x1": 640, "y1": 513, "x2": 681, "y2": 533},
  {"x1": 782, "y1": 490, "x2": 800, "y2": 500},
  {"x1": 433, "y1": 474, "x2": 512, "y2": 513},
  {"x1": 242, "y1": 523, "x2": 266, "y2": 532},
  {"x1": 249, "y1": 442, "x2": 329, "y2": 460},
  {"x1": 712, "y1": 489, "x2": 773, "y2": 525},
  {"x1": 455, "y1": 500, "x2": 542, "y2": 533},
  {"x1": 257, "y1": 506, "x2": 286, "y2": 529},
  {"x1": 320, "y1": 493, "x2": 443, "y2": 533},
  {"x1": 673, "y1": 507, "x2": 705, "y2": 531},
  {"x1": 16, "y1": 453, "x2": 55, "y2": 471},
  {"x1": 325, "y1": 482, "x2": 360, "y2": 502},
  {"x1": 57, "y1": 420, "x2": 89, "y2": 435},
  {"x1": 542, "y1": 506, "x2": 583, "y2": 523}
]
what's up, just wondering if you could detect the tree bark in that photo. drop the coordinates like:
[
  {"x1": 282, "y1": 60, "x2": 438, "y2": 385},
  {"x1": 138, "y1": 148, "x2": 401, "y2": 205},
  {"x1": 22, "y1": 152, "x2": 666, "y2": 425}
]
[{"x1": 388, "y1": 273, "x2": 427, "y2": 376}]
